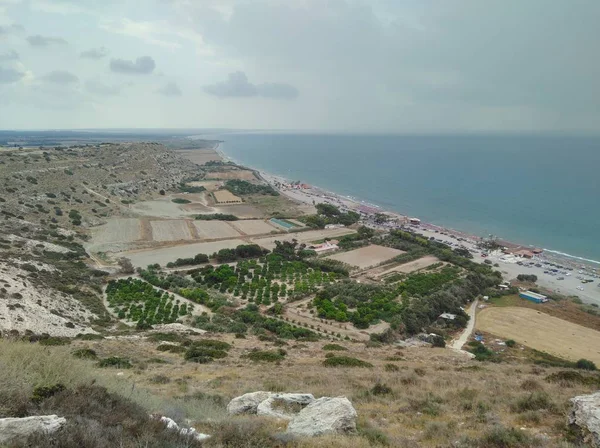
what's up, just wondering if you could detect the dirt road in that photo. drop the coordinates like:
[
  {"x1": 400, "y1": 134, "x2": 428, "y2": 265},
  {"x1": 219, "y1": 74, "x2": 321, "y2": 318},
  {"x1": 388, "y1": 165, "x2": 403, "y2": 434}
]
[{"x1": 450, "y1": 300, "x2": 478, "y2": 350}]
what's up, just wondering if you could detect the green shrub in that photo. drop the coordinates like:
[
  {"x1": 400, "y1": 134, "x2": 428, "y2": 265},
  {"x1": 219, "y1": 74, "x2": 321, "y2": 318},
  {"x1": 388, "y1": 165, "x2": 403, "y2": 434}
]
[
  {"x1": 172, "y1": 198, "x2": 191, "y2": 204},
  {"x1": 371, "y1": 382, "x2": 392, "y2": 396},
  {"x1": 322, "y1": 343, "x2": 347, "y2": 351},
  {"x1": 384, "y1": 363, "x2": 399, "y2": 372},
  {"x1": 72, "y1": 348, "x2": 97, "y2": 360},
  {"x1": 323, "y1": 356, "x2": 373, "y2": 368},
  {"x1": 97, "y1": 357, "x2": 132, "y2": 369},
  {"x1": 474, "y1": 425, "x2": 540, "y2": 447},
  {"x1": 31, "y1": 383, "x2": 66, "y2": 403},
  {"x1": 39, "y1": 337, "x2": 71, "y2": 346},
  {"x1": 245, "y1": 349, "x2": 286, "y2": 363},
  {"x1": 576, "y1": 358, "x2": 597, "y2": 371},
  {"x1": 510, "y1": 391, "x2": 554, "y2": 413},
  {"x1": 505, "y1": 339, "x2": 516, "y2": 347},
  {"x1": 156, "y1": 344, "x2": 186, "y2": 354}
]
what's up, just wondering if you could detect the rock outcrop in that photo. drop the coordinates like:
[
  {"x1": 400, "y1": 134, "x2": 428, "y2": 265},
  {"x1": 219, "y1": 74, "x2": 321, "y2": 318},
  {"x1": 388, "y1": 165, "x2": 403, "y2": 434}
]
[
  {"x1": 226, "y1": 392, "x2": 357, "y2": 438},
  {"x1": 226, "y1": 391, "x2": 274, "y2": 415},
  {"x1": 256, "y1": 393, "x2": 315, "y2": 420},
  {"x1": 153, "y1": 415, "x2": 211, "y2": 442},
  {"x1": 287, "y1": 397, "x2": 357, "y2": 437},
  {"x1": 570, "y1": 391, "x2": 600, "y2": 447},
  {"x1": 0, "y1": 415, "x2": 66, "y2": 444}
]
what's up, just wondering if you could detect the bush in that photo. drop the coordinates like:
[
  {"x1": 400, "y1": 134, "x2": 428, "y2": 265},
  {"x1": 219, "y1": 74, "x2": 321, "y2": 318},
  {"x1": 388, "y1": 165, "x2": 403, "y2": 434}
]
[
  {"x1": 323, "y1": 356, "x2": 373, "y2": 368},
  {"x1": 97, "y1": 357, "x2": 132, "y2": 369},
  {"x1": 510, "y1": 391, "x2": 554, "y2": 413},
  {"x1": 31, "y1": 383, "x2": 66, "y2": 403},
  {"x1": 371, "y1": 382, "x2": 392, "y2": 396},
  {"x1": 39, "y1": 337, "x2": 71, "y2": 346},
  {"x1": 505, "y1": 339, "x2": 516, "y2": 347},
  {"x1": 72, "y1": 348, "x2": 98, "y2": 360},
  {"x1": 322, "y1": 343, "x2": 347, "y2": 351},
  {"x1": 384, "y1": 363, "x2": 399, "y2": 372},
  {"x1": 473, "y1": 425, "x2": 541, "y2": 447},
  {"x1": 576, "y1": 358, "x2": 597, "y2": 371},
  {"x1": 245, "y1": 349, "x2": 286, "y2": 363},
  {"x1": 156, "y1": 344, "x2": 186, "y2": 354},
  {"x1": 172, "y1": 198, "x2": 191, "y2": 204}
]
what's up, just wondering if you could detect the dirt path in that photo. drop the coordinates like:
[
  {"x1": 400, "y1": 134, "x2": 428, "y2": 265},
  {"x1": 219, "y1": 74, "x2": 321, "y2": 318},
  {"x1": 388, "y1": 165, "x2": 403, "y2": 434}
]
[{"x1": 450, "y1": 300, "x2": 478, "y2": 350}]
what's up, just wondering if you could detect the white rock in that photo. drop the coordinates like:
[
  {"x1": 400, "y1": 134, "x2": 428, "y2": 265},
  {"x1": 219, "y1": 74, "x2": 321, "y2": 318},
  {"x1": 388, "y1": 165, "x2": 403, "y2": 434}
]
[
  {"x1": 227, "y1": 391, "x2": 274, "y2": 415},
  {"x1": 570, "y1": 391, "x2": 600, "y2": 447},
  {"x1": 287, "y1": 397, "x2": 357, "y2": 437},
  {"x1": 0, "y1": 415, "x2": 66, "y2": 444},
  {"x1": 256, "y1": 393, "x2": 315, "y2": 420},
  {"x1": 154, "y1": 415, "x2": 210, "y2": 442}
]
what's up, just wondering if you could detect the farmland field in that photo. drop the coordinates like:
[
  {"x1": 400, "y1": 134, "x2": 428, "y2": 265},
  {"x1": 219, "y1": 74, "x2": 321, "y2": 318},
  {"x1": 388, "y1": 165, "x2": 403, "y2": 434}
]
[
  {"x1": 193, "y1": 221, "x2": 242, "y2": 239},
  {"x1": 150, "y1": 220, "x2": 193, "y2": 242},
  {"x1": 123, "y1": 239, "x2": 247, "y2": 267},
  {"x1": 230, "y1": 219, "x2": 278, "y2": 235},
  {"x1": 251, "y1": 228, "x2": 355, "y2": 250},
  {"x1": 91, "y1": 218, "x2": 141, "y2": 243},
  {"x1": 377, "y1": 255, "x2": 439, "y2": 277},
  {"x1": 174, "y1": 148, "x2": 221, "y2": 165},
  {"x1": 326, "y1": 245, "x2": 404, "y2": 269},
  {"x1": 477, "y1": 307, "x2": 600, "y2": 365},
  {"x1": 213, "y1": 190, "x2": 242, "y2": 204}
]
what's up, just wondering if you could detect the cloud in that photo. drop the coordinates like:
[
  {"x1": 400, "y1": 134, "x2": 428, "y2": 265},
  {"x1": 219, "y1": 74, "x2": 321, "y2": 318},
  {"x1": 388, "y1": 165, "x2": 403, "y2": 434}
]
[
  {"x1": 0, "y1": 50, "x2": 19, "y2": 61},
  {"x1": 0, "y1": 66, "x2": 24, "y2": 84},
  {"x1": 110, "y1": 56, "x2": 155, "y2": 74},
  {"x1": 156, "y1": 82, "x2": 182, "y2": 97},
  {"x1": 80, "y1": 47, "x2": 108, "y2": 59},
  {"x1": 27, "y1": 34, "x2": 68, "y2": 46},
  {"x1": 0, "y1": 24, "x2": 24, "y2": 36},
  {"x1": 204, "y1": 71, "x2": 298, "y2": 99},
  {"x1": 85, "y1": 79, "x2": 120, "y2": 95},
  {"x1": 41, "y1": 70, "x2": 78, "y2": 84}
]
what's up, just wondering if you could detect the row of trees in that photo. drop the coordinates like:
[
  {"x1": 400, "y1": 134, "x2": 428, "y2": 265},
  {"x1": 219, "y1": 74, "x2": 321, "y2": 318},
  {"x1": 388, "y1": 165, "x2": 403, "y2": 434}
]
[{"x1": 224, "y1": 179, "x2": 278, "y2": 196}]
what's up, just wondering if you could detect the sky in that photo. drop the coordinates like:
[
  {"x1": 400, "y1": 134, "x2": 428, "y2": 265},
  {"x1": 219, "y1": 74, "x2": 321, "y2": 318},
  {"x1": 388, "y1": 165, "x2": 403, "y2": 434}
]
[{"x1": 0, "y1": 0, "x2": 599, "y2": 132}]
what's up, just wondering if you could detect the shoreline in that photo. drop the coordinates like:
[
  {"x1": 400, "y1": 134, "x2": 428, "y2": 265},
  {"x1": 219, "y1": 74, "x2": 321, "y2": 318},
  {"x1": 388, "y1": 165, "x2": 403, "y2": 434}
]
[{"x1": 214, "y1": 142, "x2": 600, "y2": 305}]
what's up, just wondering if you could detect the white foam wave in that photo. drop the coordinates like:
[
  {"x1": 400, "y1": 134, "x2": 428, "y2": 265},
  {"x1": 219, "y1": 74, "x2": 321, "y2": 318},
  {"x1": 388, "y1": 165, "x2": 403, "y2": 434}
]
[{"x1": 543, "y1": 249, "x2": 600, "y2": 266}]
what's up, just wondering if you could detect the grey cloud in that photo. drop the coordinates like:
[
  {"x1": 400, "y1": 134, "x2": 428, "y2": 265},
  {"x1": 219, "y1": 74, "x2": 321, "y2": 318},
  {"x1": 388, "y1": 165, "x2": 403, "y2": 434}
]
[
  {"x1": 0, "y1": 51, "x2": 19, "y2": 62},
  {"x1": 27, "y1": 34, "x2": 68, "y2": 46},
  {"x1": 85, "y1": 79, "x2": 120, "y2": 95},
  {"x1": 80, "y1": 47, "x2": 109, "y2": 59},
  {"x1": 110, "y1": 56, "x2": 155, "y2": 74},
  {"x1": 41, "y1": 70, "x2": 79, "y2": 84},
  {"x1": 204, "y1": 71, "x2": 298, "y2": 99},
  {"x1": 0, "y1": 67, "x2": 24, "y2": 84},
  {"x1": 0, "y1": 24, "x2": 25, "y2": 36},
  {"x1": 156, "y1": 82, "x2": 182, "y2": 97}
]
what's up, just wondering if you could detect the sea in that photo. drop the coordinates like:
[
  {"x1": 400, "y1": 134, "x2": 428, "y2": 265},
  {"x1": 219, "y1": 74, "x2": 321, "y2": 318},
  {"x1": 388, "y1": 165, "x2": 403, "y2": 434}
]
[{"x1": 204, "y1": 132, "x2": 600, "y2": 265}]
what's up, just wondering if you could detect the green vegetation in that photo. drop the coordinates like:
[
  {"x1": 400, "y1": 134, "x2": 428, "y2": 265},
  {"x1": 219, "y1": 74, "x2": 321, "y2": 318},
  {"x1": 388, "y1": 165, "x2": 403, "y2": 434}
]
[
  {"x1": 177, "y1": 184, "x2": 206, "y2": 193},
  {"x1": 245, "y1": 349, "x2": 287, "y2": 362},
  {"x1": 194, "y1": 213, "x2": 239, "y2": 221},
  {"x1": 97, "y1": 357, "x2": 132, "y2": 369},
  {"x1": 211, "y1": 244, "x2": 268, "y2": 263},
  {"x1": 225, "y1": 179, "x2": 278, "y2": 196},
  {"x1": 323, "y1": 356, "x2": 373, "y2": 368},
  {"x1": 106, "y1": 278, "x2": 191, "y2": 327},
  {"x1": 171, "y1": 198, "x2": 191, "y2": 204},
  {"x1": 72, "y1": 348, "x2": 98, "y2": 360},
  {"x1": 184, "y1": 339, "x2": 232, "y2": 363},
  {"x1": 322, "y1": 343, "x2": 348, "y2": 351},
  {"x1": 517, "y1": 274, "x2": 538, "y2": 283},
  {"x1": 165, "y1": 253, "x2": 209, "y2": 268},
  {"x1": 301, "y1": 203, "x2": 360, "y2": 228}
]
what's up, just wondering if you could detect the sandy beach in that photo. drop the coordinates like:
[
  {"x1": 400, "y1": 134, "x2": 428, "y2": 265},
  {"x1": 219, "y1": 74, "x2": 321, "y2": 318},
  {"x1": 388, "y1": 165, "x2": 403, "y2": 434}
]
[{"x1": 217, "y1": 146, "x2": 600, "y2": 306}]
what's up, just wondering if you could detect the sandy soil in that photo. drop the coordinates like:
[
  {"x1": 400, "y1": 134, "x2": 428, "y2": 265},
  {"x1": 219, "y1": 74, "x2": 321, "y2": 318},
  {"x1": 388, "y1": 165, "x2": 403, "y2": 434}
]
[
  {"x1": 327, "y1": 245, "x2": 404, "y2": 270},
  {"x1": 250, "y1": 228, "x2": 355, "y2": 250},
  {"x1": 376, "y1": 255, "x2": 440, "y2": 277},
  {"x1": 122, "y1": 239, "x2": 247, "y2": 267},
  {"x1": 477, "y1": 306, "x2": 600, "y2": 365},
  {"x1": 192, "y1": 221, "x2": 242, "y2": 239},
  {"x1": 229, "y1": 219, "x2": 278, "y2": 235},
  {"x1": 150, "y1": 220, "x2": 194, "y2": 242},
  {"x1": 90, "y1": 218, "x2": 141, "y2": 244},
  {"x1": 131, "y1": 199, "x2": 195, "y2": 218}
]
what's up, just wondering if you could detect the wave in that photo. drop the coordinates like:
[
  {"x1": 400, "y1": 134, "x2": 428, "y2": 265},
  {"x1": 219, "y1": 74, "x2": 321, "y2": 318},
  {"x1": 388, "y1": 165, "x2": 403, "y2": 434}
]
[{"x1": 542, "y1": 249, "x2": 600, "y2": 266}]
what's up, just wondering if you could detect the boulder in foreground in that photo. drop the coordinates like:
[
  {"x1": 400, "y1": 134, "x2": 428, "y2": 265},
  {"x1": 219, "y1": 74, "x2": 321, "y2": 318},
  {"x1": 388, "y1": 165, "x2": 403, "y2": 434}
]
[
  {"x1": 570, "y1": 391, "x2": 600, "y2": 447},
  {"x1": 256, "y1": 393, "x2": 315, "y2": 420},
  {"x1": 287, "y1": 397, "x2": 357, "y2": 437},
  {"x1": 0, "y1": 415, "x2": 66, "y2": 444}
]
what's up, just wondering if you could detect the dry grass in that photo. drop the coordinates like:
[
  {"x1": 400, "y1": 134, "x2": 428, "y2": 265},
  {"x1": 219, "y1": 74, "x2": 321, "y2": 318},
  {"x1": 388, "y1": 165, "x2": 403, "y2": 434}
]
[
  {"x1": 326, "y1": 245, "x2": 404, "y2": 270},
  {"x1": 477, "y1": 306, "x2": 600, "y2": 365},
  {"x1": 69, "y1": 333, "x2": 597, "y2": 447}
]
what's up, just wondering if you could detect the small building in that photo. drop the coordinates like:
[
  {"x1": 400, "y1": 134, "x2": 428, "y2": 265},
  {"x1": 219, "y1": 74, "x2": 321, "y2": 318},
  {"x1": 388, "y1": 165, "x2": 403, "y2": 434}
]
[
  {"x1": 439, "y1": 313, "x2": 456, "y2": 321},
  {"x1": 309, "y1": 241, "x2": 339, "y2": 254},
  {"x1": 409, "y1": 217, "x2": 421, "y2": 225},
  {"x1": 519, "y1": 290, "x2": 548, "y2": 303},
  {"x1": 498, "y1": 284, "x2": 509, "y2": 290}
]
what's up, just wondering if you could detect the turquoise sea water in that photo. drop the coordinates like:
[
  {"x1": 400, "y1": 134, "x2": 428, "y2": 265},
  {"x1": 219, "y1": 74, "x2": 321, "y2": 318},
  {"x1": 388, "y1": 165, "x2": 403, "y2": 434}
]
[{"x1": 210, "y1": 133, "x2": 600, "y2": 263}]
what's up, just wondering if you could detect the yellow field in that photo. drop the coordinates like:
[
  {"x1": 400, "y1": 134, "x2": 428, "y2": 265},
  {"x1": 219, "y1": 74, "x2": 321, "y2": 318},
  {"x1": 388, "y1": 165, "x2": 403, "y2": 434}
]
[
  {"x1": 213, "y1": 190, "x2": 243, "y2": 204},
  {"x1": 477, "y1": 307, "x2": 600, "y2": 365}
]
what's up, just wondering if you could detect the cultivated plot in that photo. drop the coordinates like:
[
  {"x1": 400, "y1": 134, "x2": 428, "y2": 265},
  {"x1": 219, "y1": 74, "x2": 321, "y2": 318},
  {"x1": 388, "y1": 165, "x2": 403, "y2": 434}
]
[
  {"x1": 213, "y1": 190, "x2": 243, "y2": 204},
  {"x1": 91, "y1": 218, "x2": 141, "y2": 243},
  {"x1": 193, "y1": 221, "x2": 242, "y2": 239},
  {"x1": 150, "y1": 220, "x2": 193, "y2": 242},
  {"x1": 230, "y1": 219, "x2": 278, "y2": 235},
  {"x1": 175, "y1": 149, "x2": 221, "y2": 165},
  {"x1": 377, "y1": 255, "x2": 439, "y2": 277},
  {"x1": 123, "y1": 239, "x2": 247, "y2": 267},
  {"x1": 251, "y1": 228, "x2": 355, "y2": 250},
  {"x1": 477, "y1": 307, "x2": 600, "y2": 365},
  {"x1": 327, "y1": 245, "x2": 404, "y2": 269}
]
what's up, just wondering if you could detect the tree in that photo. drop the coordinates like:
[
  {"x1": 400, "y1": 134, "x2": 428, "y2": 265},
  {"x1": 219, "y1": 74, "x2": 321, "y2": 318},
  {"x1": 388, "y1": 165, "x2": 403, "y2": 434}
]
[
  {"x1": 316, "y1": 203, "x2": 340, "y2": 217},
  {"x1": 357, "y1": 226, "x2": 375, "y2": 239},
  {"x1": 118, "y1": 257, "x2": 135, "y2": 274},
  {"x1": 453, "y1": 247, "x2": 473, "y2": 259},
  {"x1": 374, "y1": 213, "x2": 388, "y2": 224},
  {"x1": 159, "y1": 189, "x2": 166, "y2": 195}
]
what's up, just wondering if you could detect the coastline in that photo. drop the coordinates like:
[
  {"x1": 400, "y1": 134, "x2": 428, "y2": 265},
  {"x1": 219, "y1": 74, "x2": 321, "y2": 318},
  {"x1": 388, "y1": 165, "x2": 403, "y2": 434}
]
[{"x1": 214, "y1": 143, "x2": 600, "y2": 305}]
